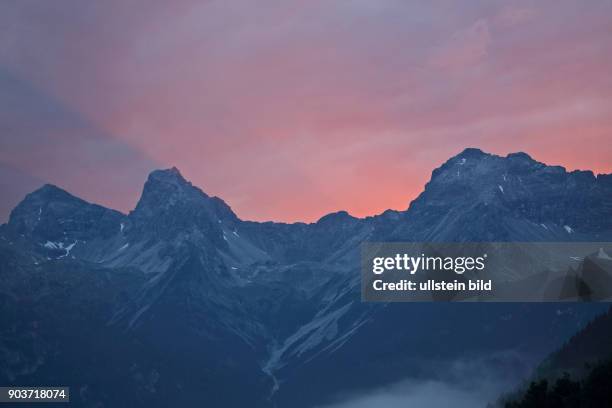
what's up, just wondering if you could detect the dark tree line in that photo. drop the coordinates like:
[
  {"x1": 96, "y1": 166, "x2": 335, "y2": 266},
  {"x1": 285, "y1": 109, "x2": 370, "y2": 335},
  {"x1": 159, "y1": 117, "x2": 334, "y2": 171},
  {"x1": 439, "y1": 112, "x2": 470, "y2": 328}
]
[
  {"x1": 501, "y1": 307, "x2": 612, "y2": 407},
  {"x1": 504, "y1": 359, "x2": 612, "y2": 408}
]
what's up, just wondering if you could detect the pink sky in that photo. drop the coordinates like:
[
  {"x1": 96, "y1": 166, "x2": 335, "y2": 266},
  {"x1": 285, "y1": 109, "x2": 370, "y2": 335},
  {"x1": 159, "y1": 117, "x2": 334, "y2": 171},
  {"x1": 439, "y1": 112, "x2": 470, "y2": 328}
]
[{"x1": 1, "y1": 0, "x2": 611, "y2": 222}]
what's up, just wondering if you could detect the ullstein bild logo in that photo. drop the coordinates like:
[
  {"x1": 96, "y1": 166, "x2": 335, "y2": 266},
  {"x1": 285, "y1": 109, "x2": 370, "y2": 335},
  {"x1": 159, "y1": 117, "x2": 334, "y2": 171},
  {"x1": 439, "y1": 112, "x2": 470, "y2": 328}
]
[{"x1": 361, "y1": 242, "x2": 612, "y2": 302}]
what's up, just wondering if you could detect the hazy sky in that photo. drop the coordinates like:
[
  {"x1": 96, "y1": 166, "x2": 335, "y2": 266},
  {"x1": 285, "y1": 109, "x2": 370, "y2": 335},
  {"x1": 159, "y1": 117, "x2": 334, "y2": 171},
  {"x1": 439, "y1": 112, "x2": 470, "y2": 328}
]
[{"x1": 1, "y1": 0, "x2": 611, "y2": 222}]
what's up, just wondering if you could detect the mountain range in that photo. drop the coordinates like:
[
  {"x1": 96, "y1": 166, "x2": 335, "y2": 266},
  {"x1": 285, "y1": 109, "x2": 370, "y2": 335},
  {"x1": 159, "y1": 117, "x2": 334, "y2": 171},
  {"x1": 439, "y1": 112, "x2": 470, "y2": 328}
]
[{"x1": 1, "y1": 148, "x2": 611, "y2": 407}]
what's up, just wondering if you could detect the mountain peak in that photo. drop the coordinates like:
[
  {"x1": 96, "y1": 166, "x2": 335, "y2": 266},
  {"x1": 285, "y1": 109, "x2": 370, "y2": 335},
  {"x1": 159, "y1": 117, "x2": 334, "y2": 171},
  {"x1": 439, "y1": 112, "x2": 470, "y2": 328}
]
[
  {"x1": 133, "y1": 167, "x2": 208, "y2": 217},
  {"x1": 147, "y1": 167, "x2": 191, "y2": 188},
  {"x1": 506, "y1": 151, "x2": 534, "y2": 161},
  {"x1": 435, "y1": 148, "x2": 543, "y2": 179},
  {"x1": 457, "y1": 147, "x2": 488, "y2": 158},
  {"x1": 29, "y1": 183, "x2": 77, "y2": 201},
  {"x1": 8, "y1": 182, "x2": 123, "y2": 241},
  {"x1": 9, "y1": 184, "x2": 87, "y2": 225},
  {"x1": 316, "y1": 210, "x2": 356, "y2": 225},
  {"x1": 130, "y1": 167, "x2": 238, "y2": 232},
  {"x1": 429, "y1": 148, "x2": 494, "y2": 181},
  {"x1": 143, "y1": 166, "x2": 212, "y2": 200},
  {"x1": 454, "y1": 149, "x2": 537, "y2": 164}
]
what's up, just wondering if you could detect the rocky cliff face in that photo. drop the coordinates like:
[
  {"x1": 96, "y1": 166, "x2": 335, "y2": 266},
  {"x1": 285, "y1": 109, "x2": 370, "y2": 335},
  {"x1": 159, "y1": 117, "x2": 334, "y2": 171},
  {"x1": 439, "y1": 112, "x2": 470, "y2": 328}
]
[{"x1": 1, "y1": 149, "x2": 611, "y2": 407}]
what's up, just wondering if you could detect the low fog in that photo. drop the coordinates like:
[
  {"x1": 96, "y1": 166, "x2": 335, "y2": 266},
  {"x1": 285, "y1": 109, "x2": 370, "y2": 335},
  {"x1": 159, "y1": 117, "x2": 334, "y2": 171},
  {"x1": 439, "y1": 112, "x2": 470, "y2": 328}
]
[{"x1": 316, "y1": 350, "x2": 532, "y2": 408}]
